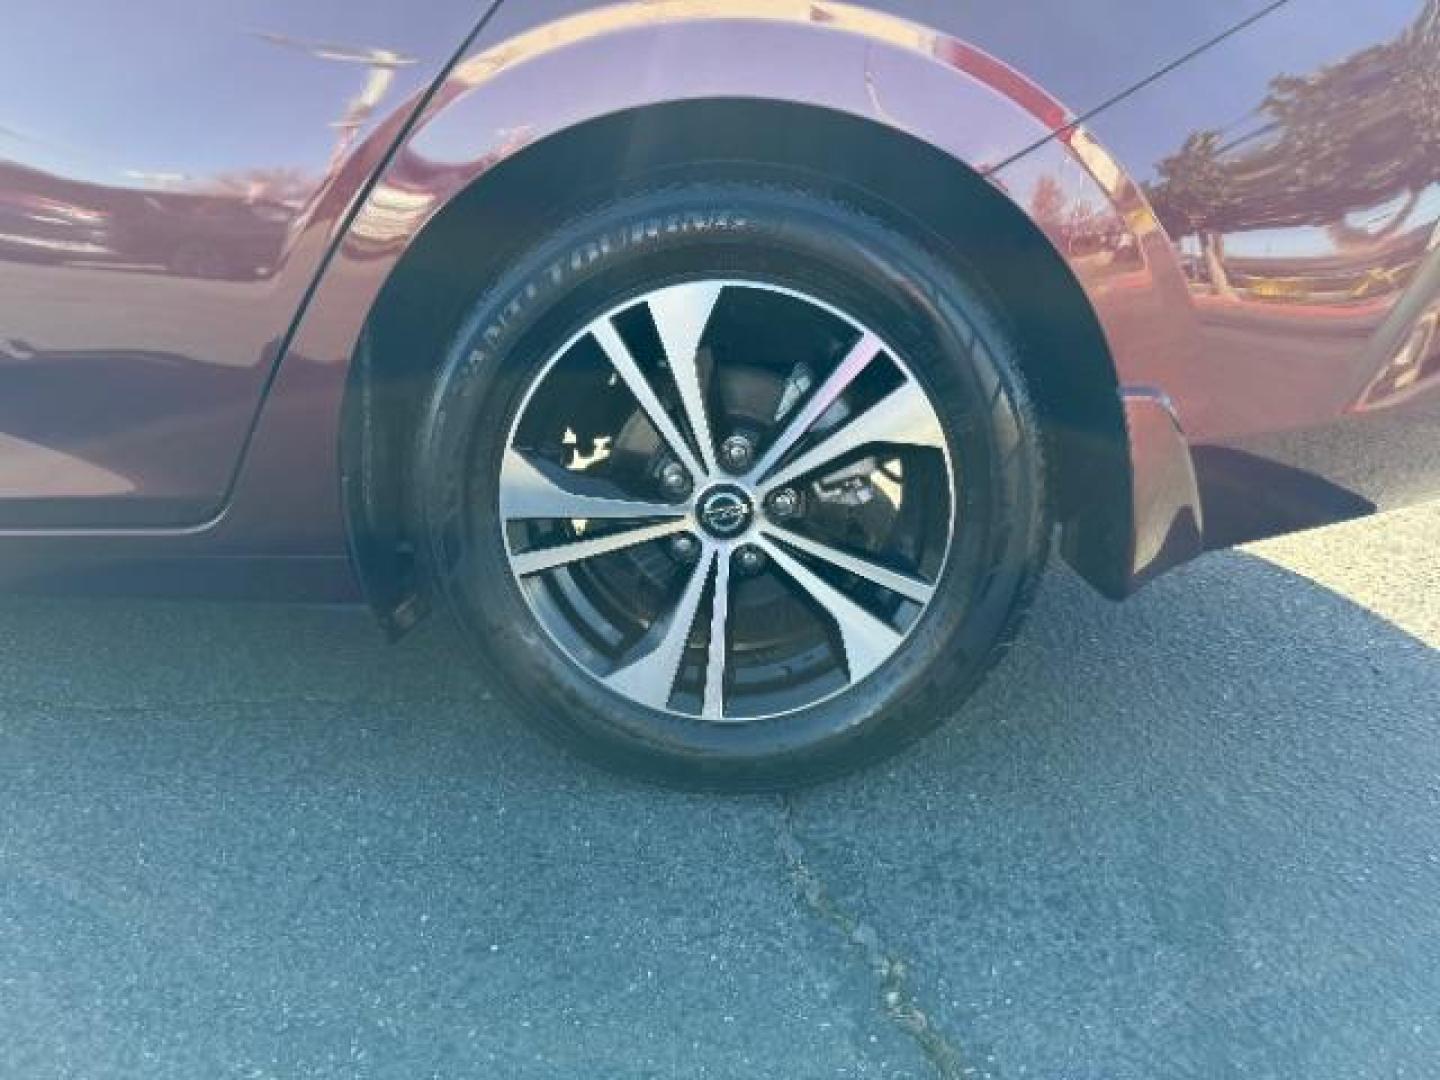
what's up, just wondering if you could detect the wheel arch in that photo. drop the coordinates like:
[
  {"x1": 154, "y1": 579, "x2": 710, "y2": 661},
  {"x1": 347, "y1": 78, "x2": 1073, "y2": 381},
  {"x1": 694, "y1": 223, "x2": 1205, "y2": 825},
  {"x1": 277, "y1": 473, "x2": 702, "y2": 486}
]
[
  {"x1": 347, "y1": 100, "x2": 1138, "y2": 631},
  {"x1": 323, "y1": 8, "x2": 1175, "y2": 628}
]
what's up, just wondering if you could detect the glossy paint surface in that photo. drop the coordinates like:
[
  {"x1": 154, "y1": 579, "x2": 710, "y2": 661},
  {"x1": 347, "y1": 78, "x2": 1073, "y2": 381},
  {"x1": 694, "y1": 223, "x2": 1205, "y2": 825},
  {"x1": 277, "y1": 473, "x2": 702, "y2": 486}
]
[
  {"x1": 0, "y1": 0, "x2": 490, "y2": 526},
  {"x1": 1062, "y1": 0, "x2": 1440, "y2": 546},
  {"x1": 0, "y1": 0, "x2": 1436, "y2": 599}
]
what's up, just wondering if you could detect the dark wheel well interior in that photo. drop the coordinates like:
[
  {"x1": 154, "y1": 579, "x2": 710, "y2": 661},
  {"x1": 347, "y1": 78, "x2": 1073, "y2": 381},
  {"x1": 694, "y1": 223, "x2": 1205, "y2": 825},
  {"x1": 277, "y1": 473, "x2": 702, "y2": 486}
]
[{"x1": 347, "y1": 99, "x2": 1132, "y2": 630}]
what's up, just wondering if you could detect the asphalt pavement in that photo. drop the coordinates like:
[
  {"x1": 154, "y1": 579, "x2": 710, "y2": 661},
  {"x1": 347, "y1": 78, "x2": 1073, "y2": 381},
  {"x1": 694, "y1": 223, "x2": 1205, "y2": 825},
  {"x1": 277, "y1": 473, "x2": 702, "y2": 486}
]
[{"x1": 0, "y1": 504, "x2": 1436, "y2": 1079}]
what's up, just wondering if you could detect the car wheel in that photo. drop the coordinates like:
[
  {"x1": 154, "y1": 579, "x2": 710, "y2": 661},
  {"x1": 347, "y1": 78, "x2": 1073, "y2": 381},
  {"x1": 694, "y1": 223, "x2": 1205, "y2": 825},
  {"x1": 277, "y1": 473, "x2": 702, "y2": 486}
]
[{"x1": 414, "y1": 183, "x2": 1048, "y2": 789}]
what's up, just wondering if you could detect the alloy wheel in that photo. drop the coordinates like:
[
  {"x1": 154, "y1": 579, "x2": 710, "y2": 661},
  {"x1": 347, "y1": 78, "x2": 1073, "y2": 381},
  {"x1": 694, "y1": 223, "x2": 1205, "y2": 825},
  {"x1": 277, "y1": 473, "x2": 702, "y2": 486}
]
[{"x1": 499, "y1": 280, "x2": 956, "y2": 722}]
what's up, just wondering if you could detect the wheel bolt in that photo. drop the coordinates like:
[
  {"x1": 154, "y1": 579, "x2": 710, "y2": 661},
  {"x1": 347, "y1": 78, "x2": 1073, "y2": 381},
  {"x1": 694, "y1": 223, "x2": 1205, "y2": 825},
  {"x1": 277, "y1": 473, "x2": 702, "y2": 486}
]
[
  {"x1": 670, "y1": 534, "x2": 701, "y2": 563},
  {"x1": 735, "y1": 545, "x2": 768, "y2": 575},
  {"x1": 659, "y1": 461, "x2": 692, "y2": 499},
  {"x1": 767, "y1": 488, "x2": 801, "y2": 520},
  {"x1": 719, "y1": 435, "x2": 754, "y2": 474}
]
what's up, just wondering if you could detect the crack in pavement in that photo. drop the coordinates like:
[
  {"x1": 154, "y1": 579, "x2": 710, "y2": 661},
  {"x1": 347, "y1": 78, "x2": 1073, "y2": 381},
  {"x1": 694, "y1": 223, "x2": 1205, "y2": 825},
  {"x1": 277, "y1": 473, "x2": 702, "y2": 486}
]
[{"x1": 775, "y1": 795, "x2": 989, "y2": 1079}]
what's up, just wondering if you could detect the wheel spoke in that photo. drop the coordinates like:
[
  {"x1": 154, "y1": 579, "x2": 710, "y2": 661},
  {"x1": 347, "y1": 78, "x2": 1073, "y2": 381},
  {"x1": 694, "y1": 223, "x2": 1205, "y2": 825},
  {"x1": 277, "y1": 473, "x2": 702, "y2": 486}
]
[
  {"x1": 648, "y1": 283, "x2": 724, "y2": 475},
  {"x1": 592, "y1": 318, "x2": 707, "y2": 481},
  {"x1": 747, "y1": 331, "x2": 883, "y2": 483},
  {"x1": 757, "y1": 537, "x2": 904, "y2": 684},
  {"x1": 510, "y1": 518, "x2": 690, "y2": 577},
  {"x1": 500, "y1": 448, "x2": 684, "y2": 521},
  {"x1": 758, "y1": 379, "x2": 944, "y2": 493},
  {"x1": 761, "y1": 525, "x2": 934, "y2": 605},
  {"x1": 702, "y1": 548, "x2": 733, "y2": 720},
  {"x1": 606, "y1": 547, "x2": 717, "y2": 711}
]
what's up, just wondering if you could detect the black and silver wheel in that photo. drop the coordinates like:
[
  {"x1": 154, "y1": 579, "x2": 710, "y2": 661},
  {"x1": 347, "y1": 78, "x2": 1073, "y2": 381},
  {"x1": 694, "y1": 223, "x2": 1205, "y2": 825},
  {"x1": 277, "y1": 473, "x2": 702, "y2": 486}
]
[{"x1": 416, "y1": 183, "x2": 1047, "y2": 788}]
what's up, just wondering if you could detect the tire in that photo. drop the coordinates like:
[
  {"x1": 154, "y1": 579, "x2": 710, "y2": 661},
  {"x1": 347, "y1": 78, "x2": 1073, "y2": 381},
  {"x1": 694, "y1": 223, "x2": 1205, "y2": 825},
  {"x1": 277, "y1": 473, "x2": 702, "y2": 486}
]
[{"x1": 414, "y1": 182, "x2": 1047, "y2": 789}]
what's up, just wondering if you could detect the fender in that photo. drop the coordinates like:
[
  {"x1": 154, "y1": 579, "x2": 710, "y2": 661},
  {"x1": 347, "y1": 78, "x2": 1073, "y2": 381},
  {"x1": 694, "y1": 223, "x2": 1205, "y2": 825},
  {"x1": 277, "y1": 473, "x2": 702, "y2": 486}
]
[{"x1": 229, "y1": 0, "x2": 1203, "y2": 619}]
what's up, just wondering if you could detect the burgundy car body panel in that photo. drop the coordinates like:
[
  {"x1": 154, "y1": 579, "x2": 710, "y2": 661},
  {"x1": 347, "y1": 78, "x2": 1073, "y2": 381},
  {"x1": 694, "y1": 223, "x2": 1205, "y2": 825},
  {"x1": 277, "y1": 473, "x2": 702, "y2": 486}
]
[
  {"x1": 1059, "y1": 0, "x2": 1440, "y2": 548},
  {"x1": 0, "y1": 0, "x2": 495, "y2": 527},
  {"x1": 0, "y1": 0, "x2": 1436, "y2": 603}
]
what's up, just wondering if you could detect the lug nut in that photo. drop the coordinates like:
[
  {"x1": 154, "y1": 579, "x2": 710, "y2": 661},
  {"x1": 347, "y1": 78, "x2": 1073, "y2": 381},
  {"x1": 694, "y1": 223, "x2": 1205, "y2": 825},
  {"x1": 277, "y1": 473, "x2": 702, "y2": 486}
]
[
  {"x1": 658, "y1": 461, "x2": 692, "y2": 499},
  {"x1": 735, "y1": 544, "x2": 768, "y2": 575},
  {"x1": 670, "y1": 534, "x2": 701, "y2": 563},
  {"x1": 719, "y1": 434, "x2": 754, "y2": 474},
  {"x1": 767, "y1": 488, "x2": 801, "y2": 520}
]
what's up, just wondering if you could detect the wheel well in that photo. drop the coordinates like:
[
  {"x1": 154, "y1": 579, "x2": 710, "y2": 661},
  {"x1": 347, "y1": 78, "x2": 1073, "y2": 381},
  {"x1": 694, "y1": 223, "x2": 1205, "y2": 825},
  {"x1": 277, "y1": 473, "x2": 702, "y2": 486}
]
[{"x1": 347, "y1": 99, "x2": 1132, "y2": 629}]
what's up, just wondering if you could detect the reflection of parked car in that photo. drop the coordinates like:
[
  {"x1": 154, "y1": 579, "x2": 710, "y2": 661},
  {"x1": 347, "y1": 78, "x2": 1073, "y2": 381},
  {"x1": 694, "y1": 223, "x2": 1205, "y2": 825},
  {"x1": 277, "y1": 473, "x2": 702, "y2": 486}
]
[
  {"x1": 122, "y1": 193, "x2": 291, "y2": 280},
  {"x1": 0, "y1": 163, "x2": 287, "y2": 278},
  {"x1": 1, "y1": 1, "x2": 1438, "y2": 788}
]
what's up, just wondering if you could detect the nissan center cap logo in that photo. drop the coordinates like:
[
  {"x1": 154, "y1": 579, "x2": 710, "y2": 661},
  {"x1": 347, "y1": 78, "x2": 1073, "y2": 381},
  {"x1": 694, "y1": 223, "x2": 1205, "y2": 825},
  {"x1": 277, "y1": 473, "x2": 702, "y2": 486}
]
[{"x1": 697, "y1": 485, "x2": 754, "y2": 538}]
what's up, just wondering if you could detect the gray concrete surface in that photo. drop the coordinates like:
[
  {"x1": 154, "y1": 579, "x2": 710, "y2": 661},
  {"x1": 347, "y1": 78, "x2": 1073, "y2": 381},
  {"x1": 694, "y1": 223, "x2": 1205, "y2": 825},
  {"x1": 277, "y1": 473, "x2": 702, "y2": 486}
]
[{"x1": 0, "y1": 504, "x2": 1436, "y2": 1079}]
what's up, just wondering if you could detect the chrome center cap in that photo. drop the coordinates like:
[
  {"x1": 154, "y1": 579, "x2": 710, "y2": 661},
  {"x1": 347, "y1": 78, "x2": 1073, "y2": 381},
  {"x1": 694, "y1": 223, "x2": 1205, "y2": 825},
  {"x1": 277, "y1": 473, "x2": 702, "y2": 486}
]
[{"x1": 696, "y1": 484, "x2": 754, "y2": 538}]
